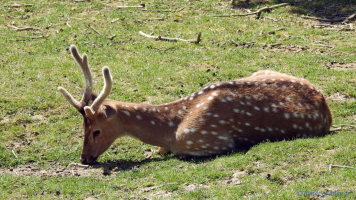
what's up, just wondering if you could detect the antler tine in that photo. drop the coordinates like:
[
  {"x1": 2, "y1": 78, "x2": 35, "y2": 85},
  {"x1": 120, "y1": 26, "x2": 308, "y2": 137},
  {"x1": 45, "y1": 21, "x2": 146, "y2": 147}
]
[
  {"x1": 70, "y1": 45, "x2": 93, "y2": 106},
  {"x1": 58, "y1": 87, "x2": 81, "y2": 109},
  {"x1": 89, "y1": 66, "x2": 112, "y2": 113}
]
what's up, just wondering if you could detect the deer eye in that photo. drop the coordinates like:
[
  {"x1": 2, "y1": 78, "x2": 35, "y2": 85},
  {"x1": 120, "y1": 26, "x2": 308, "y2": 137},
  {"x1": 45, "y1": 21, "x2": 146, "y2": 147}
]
[{"x1": 93, "y1": 130, "x2": 101, "y2": 138}]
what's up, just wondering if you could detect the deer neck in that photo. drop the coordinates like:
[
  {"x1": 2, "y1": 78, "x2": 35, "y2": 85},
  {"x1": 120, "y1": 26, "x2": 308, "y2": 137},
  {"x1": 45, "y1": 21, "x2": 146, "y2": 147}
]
[{"x1": 113, "y1": 100, "x2": 184, "y2": 148}]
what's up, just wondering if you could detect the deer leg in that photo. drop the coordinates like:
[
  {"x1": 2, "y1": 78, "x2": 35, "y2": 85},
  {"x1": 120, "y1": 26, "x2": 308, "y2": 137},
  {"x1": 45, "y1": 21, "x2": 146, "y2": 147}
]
[{"x1": 157, "y1": 147, "x2": 171, "y2": 155}]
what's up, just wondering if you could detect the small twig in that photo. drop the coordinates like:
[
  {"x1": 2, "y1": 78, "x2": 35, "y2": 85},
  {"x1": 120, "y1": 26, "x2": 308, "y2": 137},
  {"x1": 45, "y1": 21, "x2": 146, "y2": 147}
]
[
  {"x1": 117, "y1": 3, "x2": 145, "y2": 9},
  {"x1": 66, "y1": 22, "x2": 71, "y2": 27},
  {"x1": 329, "y1": 124, "x2": 356, "y2": 132},
  {"x1": 135, "y1": 18, "x2": 164, "y2": 23},
  {"x1": 7, "y1": 25, "x2": 35, "y2": 31},
  {"x1": 213, "y1": 3, "x2": 288, "y2": 18},
  {"x1": 329, "y1": 164, "x2": 356, "y2": 173},
  {"x1": 90, "y1": 26, "x2": 102, "y2": 36},
  {"x1": 143, "y1": 7, "x2": 184, "y2": 13},
  {"x1": 111, "y1": 18, "x2": 120, "y2": 23},
  {"x1": 139, "y1": 31, "x2": 201, "y2": 44},
  {"x1": 68, "y1": 162, "x2": 89, "y2": 168},
  {"x1": 142, "y1": 183, "x2": 178, "y2": 192},
  {"x1": 311, "y1": 43, "x2": 334, "y2": 49},
  {"x1": 107, "y1": 34, "x2": 116, "y2": 40},
  {"x1": 12, "y1": 150, "x2": 18, "y2": 158}
]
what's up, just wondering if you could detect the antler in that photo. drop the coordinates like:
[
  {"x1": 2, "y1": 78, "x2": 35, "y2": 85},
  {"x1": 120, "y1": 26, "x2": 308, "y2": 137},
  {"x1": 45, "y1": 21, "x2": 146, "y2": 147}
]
[
  {"x1": 58, "y1": 45, "x2": 93, "y2": 111},
  {"x1": 84, "y1": 66, "x2": 112, "y2": 117}
]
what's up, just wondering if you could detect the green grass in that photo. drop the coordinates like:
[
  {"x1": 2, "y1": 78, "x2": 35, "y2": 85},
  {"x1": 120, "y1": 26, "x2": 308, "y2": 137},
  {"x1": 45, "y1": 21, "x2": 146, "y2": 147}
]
[{"x1": 1, "y1": 0, "x2": 356, "y2": 199}]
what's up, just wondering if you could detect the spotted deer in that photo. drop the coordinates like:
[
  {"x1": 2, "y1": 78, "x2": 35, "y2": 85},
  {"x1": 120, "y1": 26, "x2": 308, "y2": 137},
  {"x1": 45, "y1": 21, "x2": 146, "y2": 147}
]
[{"x1": 59, "y1": 45, "x2": 332, "y2": 164}]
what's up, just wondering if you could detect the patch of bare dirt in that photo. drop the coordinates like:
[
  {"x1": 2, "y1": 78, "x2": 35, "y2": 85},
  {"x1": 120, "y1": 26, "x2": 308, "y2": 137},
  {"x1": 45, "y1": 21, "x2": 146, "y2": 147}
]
[
  {"x1": 221, "y1": 171, "x2": 247, "y2": 185},
  {"x1": 326, "y1": 62, "x2": 356, "y2": 70},
  {"x1": 0, "y1": 164, "x2": 114, "y2": 177},
  {"x1": 326, "y1": 93, "x2": 356, "y2": 103},
  {"x1": 266, "y1": 45, "x2": 310, "y2": 54}
]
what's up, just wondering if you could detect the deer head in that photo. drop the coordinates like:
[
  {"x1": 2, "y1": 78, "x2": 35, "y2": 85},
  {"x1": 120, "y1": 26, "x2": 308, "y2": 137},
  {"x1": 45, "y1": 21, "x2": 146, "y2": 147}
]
[{"x1": 58, "y1": 45, "x2": 121, "y2": 164}]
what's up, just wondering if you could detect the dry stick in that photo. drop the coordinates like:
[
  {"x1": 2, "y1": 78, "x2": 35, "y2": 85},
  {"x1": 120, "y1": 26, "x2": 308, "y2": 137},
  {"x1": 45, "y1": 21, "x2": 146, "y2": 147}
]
[
  {"x1": 111, "y1": 18, "x2": 120, "y2": 23},
  {"x1": 143, "y1": 7, "x2": 184, "y2": 13},
  {"x1": 141, "y1": 183, "x2": 178, "y2": 192},
  {"x1": 329, "y1": 124, "x2": 356, "y2": 132},
  {"x1": 66, "y1": 22, "x2": 71, "y2": 27},
  {"x1": 329, "y1": 164, "x2": 356, "y2": 173},
  {"x1": 301, "y1": 15, "x2": 346, "y2": 23},
  {"x1": 12, "y1": 150, "x2": 18, "y2": 158},
  {"x1": 90, "y1": 26, "x2": 102, "y2": 36},
  {"x1": 343, "y1": 13, "x2": 356, "y2": 23},
  {"x1": 117, "y1": 4, "x2": 145, "y2": 9},
  {"x1": 7, "y1": 25, "x2": 35, "y2": 31},
  {"x1": 68, "y1": 162, "x2": 89, "y2": 168},
  {"x1": 139, "y1": 31, "x2": 202, "y2": 44},
  {"x1": 213, "y1": 3, "x2": 288, "y2": 18}
]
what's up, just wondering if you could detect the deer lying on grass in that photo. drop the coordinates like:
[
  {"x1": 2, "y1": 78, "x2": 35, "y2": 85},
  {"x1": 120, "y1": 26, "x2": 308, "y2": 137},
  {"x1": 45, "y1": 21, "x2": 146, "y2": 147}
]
[{"x1": 59, "y1": 45, "x2": 332, "y2": 164}]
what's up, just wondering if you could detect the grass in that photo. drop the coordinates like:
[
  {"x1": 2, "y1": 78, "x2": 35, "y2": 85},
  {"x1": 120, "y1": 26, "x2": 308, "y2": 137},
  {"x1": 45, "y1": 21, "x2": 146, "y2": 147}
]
[{"x1": 1, "y1": 0, "x2": 356, "y2": 199}]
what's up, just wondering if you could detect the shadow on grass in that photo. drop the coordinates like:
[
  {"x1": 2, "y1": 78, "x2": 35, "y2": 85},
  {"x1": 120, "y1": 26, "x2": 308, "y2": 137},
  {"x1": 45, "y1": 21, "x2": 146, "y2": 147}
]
[
  {"x1": 232, "y1": 0, "x2": 356, "y2": 19},
  {"x1": 88, "y1": 130, "x2": 338, "y2": 175}
]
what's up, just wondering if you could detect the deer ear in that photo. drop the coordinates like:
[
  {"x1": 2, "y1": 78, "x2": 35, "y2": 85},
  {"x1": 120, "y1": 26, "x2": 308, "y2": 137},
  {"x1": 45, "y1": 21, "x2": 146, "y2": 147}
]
[
  {"x1": 76, "y1": 87, "x2": 99, "y2": 102},
  {"x1": 103, "y1": 105, "x2": 117, "y2": 121}
]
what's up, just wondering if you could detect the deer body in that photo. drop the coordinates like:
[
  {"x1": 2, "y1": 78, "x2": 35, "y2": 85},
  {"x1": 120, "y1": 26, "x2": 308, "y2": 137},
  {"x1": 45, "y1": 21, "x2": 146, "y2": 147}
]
[{"x1": 59, "y1": 45, "x2": 332, "y2": 164}]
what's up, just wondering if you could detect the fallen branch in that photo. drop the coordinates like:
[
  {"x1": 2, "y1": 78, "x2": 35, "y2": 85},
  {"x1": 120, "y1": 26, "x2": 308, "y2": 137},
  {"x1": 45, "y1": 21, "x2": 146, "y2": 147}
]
[
  {"x1": 68, "y1": 162, "x2": 89, "y2": 168},
  {"x1": 329, "y1": 164, "x2": 356, "y2": 173},
  {"x1": 213, "y1": 3, "x2": 288, "y2": 19},
  {"x1": 343, "y1": 13, "x2": 356, "y2": 23},
  {"x1": 117, "y1": 3, "x2": 145, "y2": 9},
  {"x1": 301, "y1": 15, "x2": 347, "y2": 23},
  {"x1": 139, "y1": 31, "x2": 201, "y2": 44}
]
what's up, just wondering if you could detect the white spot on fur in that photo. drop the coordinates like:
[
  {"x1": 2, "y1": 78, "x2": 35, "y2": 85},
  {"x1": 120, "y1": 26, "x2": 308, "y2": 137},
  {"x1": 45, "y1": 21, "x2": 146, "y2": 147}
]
[
  {"x1": 136, "y1": 115, "x2": 142, "y2": 120},
  {"x1": 151, "y1": 121, "x2": 155, "y2": 125},
  {"x1": 134, "y1": 106, "x2": 138, "y2": 110},
  {"x1": 211, "y1": 131, "x2": 218, "y2": 135},
  {"x1": 187, "y1": 141, "x2": 193, "y2": 145},
  {"x1": 178, "y1": 110, "x2": 182, "y2": 115},
  {"x1": 199, "y1": 118, "x2": 205, "y2": 122},
  {"x1": 264, "y1": 107, "x2": 269, "y2": 112},
  {"x1": 284, "y1": 113, "x2": 290, "y2": 119},
  {"x1": 211, "y1": 125, "x2": 217, "y2": 128},
  {"x1": 246, "y1": 112, "x2": 252, "y2": 116},
  {"x1": 182, "y1": 106, "x2": 187, "y2": 110},
  {"x1": 227, "y1": 96, "x2": 233, "y2": 101},
  {"x1": 254, "y1": 106, "x2": 260, "y2": 111},
  {"x1": 245, "y1": 122, "x2": 251, "y2": 126},
  {"x1": 218, "y1": 136, "x2": 229, "y2": 140},
  {"x1": 213, "y1": 114, "x2": 219, "y2": 117},
  {"x1": 201, "y1": 130, "x2": 207, "y2": 134},
  {"x1": 168, "y1": 121, "x2": 174, "y2": 127},
  {"x1": 121, "y1": 110, "x2": 130, "y2": 116},
  {"x1": 184, "y1": 129, "x2": 190, "y2": 133},
  {"x1": 219, "y1": 120, "x2": 226, "y2": 124},
  {"x1": 208, "y1": 96, "x2": 214, "y2": 100},
  {"x1": 233, "y1": 109, "x2": 239, "y2": 113},
  {"x1": 212, "y1": 92, "x2": 218, "y2": 96}
]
